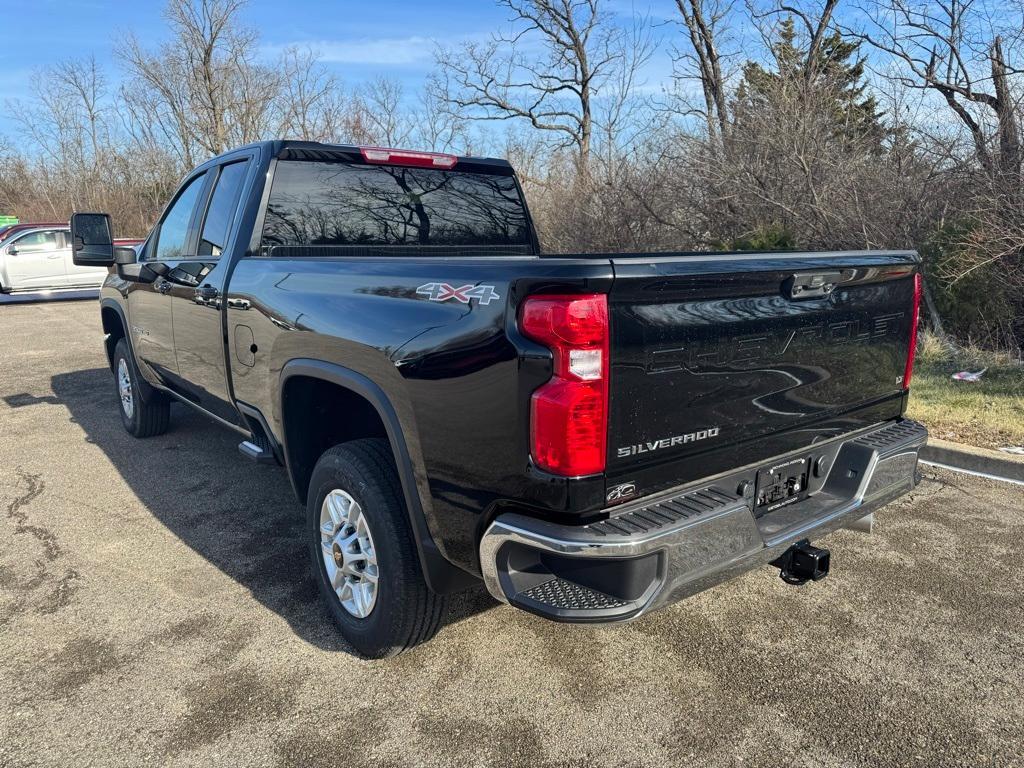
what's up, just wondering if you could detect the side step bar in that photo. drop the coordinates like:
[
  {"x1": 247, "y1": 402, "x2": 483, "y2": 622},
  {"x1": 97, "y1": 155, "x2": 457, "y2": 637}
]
[{"x1": 239, "y1": 438, "x2": 276, "y2": 465}]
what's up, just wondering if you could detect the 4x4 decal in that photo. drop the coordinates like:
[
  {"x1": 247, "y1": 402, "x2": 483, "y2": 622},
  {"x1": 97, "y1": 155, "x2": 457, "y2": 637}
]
[{"x1": 416, "y1": 282, "x2": 501, "y2": 305}]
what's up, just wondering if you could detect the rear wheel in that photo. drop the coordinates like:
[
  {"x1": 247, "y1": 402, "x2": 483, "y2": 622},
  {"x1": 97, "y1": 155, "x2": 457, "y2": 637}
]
[
  {"x1": 113, "y1": 339, "x2": 170, "y2": 437},
  {"x1": 307, "y1": 438, "x2": 447, "y2": 658}
]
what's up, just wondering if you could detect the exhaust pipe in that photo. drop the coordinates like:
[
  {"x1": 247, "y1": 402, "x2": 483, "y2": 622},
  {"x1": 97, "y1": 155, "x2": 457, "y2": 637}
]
[{"x1": 770, "y1": 539, "x2": 830, "y2": 585}]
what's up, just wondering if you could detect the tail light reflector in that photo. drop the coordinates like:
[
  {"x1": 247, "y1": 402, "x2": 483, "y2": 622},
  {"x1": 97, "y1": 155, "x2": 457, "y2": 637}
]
[
  {"x1": 903, "y1": 273, "x2": 922, "y2": 390},
  {"x1": 519, "y1": 294, "x2": 609, "y2": 476}
]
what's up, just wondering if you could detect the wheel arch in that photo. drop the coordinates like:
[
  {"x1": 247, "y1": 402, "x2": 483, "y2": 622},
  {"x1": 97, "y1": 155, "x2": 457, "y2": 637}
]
[
  {"x1": 100, "y1": 300, "x2": 127, "y2": 371},
  {"x1": 100, "y1": 298, "x2": 167, "y2": 406},
  {"x1": 279, "y1": 359, "x2": 475, "y2": 594}
]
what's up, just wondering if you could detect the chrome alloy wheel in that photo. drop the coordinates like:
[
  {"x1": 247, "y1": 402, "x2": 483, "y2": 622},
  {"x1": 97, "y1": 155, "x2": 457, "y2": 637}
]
[
  {"x1": 320, "y1": 489, "x2": 379, "y2": 618},
  {"x1": 117, "y1": 358, "x2": 134, "y2": 420}
]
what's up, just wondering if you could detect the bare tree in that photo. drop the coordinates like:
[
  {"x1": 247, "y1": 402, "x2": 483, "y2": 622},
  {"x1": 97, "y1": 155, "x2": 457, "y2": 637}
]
[
  {"x1": 276, "y1": 46, "x2": 349, "y2": 142},
  {"x1": 355, "y1": 77, "x2": 414, "y2": 147},
  {"x1": 416, "y1": 83, "x2": 470, "y2": 153},
  {"x1": 434, "y1": 0, "x2": 648, "y2": 167},
  {"x1": 671, "y1": 0, "x2": 734, "y2": 143},
  {"x1": 119, "y1": 0, "x2": 282, "y2": 167},
  {"x1": 848, "y1": 0, "x2": 1024, "y2": 179},
  {"x1": 11, "y1": 58, "x2": 112, "y2": 174}
]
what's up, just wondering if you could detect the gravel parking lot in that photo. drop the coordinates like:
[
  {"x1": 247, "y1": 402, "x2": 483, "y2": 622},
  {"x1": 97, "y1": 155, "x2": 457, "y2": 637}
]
[{"x1": 2, "y1": 299, "x2": 1022, "y2": 768}]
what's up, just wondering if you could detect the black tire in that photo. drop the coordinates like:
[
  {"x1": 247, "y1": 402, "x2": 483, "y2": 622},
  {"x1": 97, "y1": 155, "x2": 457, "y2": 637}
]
[
  {"x1": 113, "y1": 338, "x2": 170, "y2": 438},
  {"x1": 307, "y1": 438, "x2": 447, "y2": 658}
]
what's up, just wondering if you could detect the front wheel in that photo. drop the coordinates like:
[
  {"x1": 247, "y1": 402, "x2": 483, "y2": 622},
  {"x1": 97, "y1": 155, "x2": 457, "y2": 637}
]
[
  {"x1": 307, "y1": 439, "x2": 447, "y2": 658},
  {"x1": 113, "y1": 339, "x2": 170, "y2": 437}
]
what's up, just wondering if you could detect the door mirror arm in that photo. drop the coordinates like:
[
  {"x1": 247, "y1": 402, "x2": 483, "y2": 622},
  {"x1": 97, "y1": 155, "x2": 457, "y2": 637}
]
[
  {"x1": 114, "y1": 247, "x2": 169, "y2": 284},
  {"x1": 114, "y1": 246, "x2": 137, "y2": 265},
  {"x1": 116, "y1": 262, "x2": 164, "y2": 284}
]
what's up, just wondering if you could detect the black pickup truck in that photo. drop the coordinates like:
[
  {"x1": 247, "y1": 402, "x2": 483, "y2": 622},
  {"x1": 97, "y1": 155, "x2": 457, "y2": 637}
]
[{"x1": 71, "y1": 141, "x2": 927, "y2": 657}]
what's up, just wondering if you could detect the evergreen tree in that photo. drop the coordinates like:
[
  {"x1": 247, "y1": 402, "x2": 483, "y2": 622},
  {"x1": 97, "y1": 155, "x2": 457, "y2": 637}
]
[{"x1": 734, "y1": 18, "x2": 884, "y2": 144}]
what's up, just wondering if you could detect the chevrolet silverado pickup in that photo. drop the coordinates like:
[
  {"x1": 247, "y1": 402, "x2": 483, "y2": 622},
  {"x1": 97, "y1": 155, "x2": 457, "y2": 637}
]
[{"x1": 71, "y1": 141, "x2": 927, "y2": 658}]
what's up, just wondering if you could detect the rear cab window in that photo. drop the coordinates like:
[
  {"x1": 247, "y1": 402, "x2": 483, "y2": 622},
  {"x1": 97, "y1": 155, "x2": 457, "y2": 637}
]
[{"x1": 261, "y1": 160, "x2": 533, "y2": 255}]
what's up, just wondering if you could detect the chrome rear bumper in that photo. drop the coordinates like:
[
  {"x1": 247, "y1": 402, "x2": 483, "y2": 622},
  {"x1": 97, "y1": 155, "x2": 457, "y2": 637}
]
[{"x1": 479, "y1": 419, "x2": 928, "y2": 622}]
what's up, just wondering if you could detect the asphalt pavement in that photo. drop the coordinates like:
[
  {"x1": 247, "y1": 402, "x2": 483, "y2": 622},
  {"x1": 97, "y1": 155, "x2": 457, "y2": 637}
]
[{"x1": 1, "y1": 299, "x2": 1022, "y2": 767}]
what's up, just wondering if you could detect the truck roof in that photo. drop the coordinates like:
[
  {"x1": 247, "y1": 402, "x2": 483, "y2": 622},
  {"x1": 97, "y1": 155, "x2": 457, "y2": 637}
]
[{"x1": 215, "y1": 140, "x2": 515, "y2": 174}]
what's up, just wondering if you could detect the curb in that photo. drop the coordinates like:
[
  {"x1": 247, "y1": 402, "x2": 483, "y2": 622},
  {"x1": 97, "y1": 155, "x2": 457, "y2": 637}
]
[{"x1": 919, "y1": 438, "x2": 1024, "y2": 484}]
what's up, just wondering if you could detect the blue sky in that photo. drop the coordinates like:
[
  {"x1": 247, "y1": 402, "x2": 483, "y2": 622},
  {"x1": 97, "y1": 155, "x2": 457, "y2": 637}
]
[{"x1": 0, "y1": 0, "x2": 681, "y2": 140}]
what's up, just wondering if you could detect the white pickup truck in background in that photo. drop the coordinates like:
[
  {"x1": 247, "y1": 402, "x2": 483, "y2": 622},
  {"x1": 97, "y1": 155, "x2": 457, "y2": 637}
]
[{"x1": 0, "y1": 225, "x2": 140, "y2": 292}]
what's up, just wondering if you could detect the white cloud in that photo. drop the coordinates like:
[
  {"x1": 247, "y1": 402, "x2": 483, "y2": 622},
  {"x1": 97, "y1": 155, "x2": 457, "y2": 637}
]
[{"x1": 264, "y1": 37, "x2": 438, "y2": 66}]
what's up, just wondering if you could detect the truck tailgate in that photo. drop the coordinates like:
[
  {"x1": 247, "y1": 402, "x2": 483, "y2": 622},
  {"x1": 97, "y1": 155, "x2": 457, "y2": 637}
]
[{"x1": 606, "y1": 251, "x2": 919, "y2": 492}]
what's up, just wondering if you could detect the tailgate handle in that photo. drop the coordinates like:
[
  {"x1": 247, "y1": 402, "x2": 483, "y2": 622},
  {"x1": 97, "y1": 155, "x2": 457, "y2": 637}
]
[{"x1": 784, "y1": 270, "x2": 854, "y2": 300}]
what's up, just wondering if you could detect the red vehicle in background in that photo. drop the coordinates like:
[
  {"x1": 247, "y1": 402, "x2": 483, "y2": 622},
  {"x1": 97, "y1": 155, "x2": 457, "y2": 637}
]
[{"x1": 0, "y1": 221, "x2": 68, "y2": 243}]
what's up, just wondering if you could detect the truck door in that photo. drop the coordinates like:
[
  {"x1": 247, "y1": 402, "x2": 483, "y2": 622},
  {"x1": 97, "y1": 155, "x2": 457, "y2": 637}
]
[
  {"x1": 128, "y1": 170, "x2": 208, "y2": 387},
  {"x1": 164, "y1": 157, "x2": 252, "y2": 426},
  {"x1": 3, "y1": 229, "x2": 67, "y2": 289}
]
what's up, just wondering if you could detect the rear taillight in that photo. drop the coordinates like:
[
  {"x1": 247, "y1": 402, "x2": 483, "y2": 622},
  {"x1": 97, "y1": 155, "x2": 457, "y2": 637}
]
[
  {"x1": 519, "y1": 294, "x2": 609, "y2": 476},
  {"x1": 903, "y1": 272, "x2": 923, "y2": 390},
  {"x1": 359, "y1": 146, "x2": 457, "y2": 169}
]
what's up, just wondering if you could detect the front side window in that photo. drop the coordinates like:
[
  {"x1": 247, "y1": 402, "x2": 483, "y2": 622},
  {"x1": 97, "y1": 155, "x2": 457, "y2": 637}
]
[
  {"x1": 12, "y1": 230, "x2": 59, "y2": 252},
  {"x1": 199, "y1": 160, "x2": 249, "y2": 257},
  {"x1": 154, "y1": 173, "x2": 206, "y2": 261},
  {"x1": 262, "y1": 161, "x2": 530, "y2": 250}
]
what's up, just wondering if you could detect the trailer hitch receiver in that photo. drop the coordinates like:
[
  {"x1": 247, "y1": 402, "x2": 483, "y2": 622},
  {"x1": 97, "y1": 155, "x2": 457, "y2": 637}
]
[{"x1": 770, "y1": 539, "x2": 830, "y2": 585}]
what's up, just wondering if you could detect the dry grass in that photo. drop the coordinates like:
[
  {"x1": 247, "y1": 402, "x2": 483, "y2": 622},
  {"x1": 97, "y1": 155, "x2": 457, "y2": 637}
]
[{"x1": 906, "y1": 334, "x2": 1024, "y2": 449}]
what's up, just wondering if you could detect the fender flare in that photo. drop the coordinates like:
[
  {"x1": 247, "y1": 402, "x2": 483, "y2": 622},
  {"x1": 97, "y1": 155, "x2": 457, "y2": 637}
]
[
  {"x1": 99, "y1": 298, "x2": 162, "y2": 403},
  {"x1": 279, "y1": 359, "x2": 475, "y2": 595},
  {"x1": 99, "y1": 298, "x2": 129, "y2": 369}
]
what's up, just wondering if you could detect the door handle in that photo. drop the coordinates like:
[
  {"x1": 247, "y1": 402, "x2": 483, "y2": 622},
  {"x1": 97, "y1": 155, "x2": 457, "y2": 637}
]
[
  {"x1": 784, "y1": 270, "x2": 855, "y2": 300},
  {"x1": 195, "y1": 284, "x2": 219, "y2": 301},
  {"x1": 48, "y1": 254, "x2": 63, "y2": 259}
]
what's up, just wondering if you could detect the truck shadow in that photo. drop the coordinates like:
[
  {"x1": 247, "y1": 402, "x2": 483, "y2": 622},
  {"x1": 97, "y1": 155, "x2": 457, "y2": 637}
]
[{"x1": 51, "y1": 367, "x2": 496, "y2": 655}]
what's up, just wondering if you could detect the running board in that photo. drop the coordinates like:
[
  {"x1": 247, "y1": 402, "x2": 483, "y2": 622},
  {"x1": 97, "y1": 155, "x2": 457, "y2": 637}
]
[{"x1": 239, "y1": 439, "x2": 276, "y2": 465}]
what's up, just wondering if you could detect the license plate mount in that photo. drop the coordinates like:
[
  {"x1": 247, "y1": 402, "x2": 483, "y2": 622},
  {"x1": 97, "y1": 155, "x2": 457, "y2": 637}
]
[{"x1": 754, "y1": 456, "x2": 811, "y2": 516}]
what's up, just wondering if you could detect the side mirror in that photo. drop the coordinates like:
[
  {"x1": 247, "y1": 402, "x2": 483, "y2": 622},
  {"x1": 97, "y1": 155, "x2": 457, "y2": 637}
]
[
  {"x1": 6, "y1": 246, "x2": 17, "y2": 256},
  {"x1": 70, "y1": 212, "x2": 114, "y2": 267}
]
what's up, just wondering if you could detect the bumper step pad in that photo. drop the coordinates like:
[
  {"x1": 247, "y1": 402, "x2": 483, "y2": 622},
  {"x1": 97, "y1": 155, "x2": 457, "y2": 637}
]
[
  {"x1": 519, "y1": 578, "x2": 630, "y2": 611},
  {"x1": 586, "y1": 486, "x2": 738, "y2": 536},
  {"x1": 853, "y1": 419, "x2": 928, "y2": 452}
]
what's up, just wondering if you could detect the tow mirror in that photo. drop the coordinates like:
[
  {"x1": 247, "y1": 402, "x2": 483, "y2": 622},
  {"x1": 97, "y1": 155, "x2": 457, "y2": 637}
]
[{"x1": 70, "y1": 212, "x2": 114, "y2": 267}]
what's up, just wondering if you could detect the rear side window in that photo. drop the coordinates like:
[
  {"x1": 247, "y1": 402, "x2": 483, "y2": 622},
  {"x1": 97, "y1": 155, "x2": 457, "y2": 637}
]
[
  {"x1": 262, "y1": 161, "x2": 530, "y2": 251},
  {"x1": 199, "y1": 160, "x2": 249, "y2": 257}
]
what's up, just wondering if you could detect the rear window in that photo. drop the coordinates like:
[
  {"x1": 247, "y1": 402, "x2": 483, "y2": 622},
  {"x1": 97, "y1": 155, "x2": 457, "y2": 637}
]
[{"x1": 261, "y1": 161, "x2": 530, "y2": 252}]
